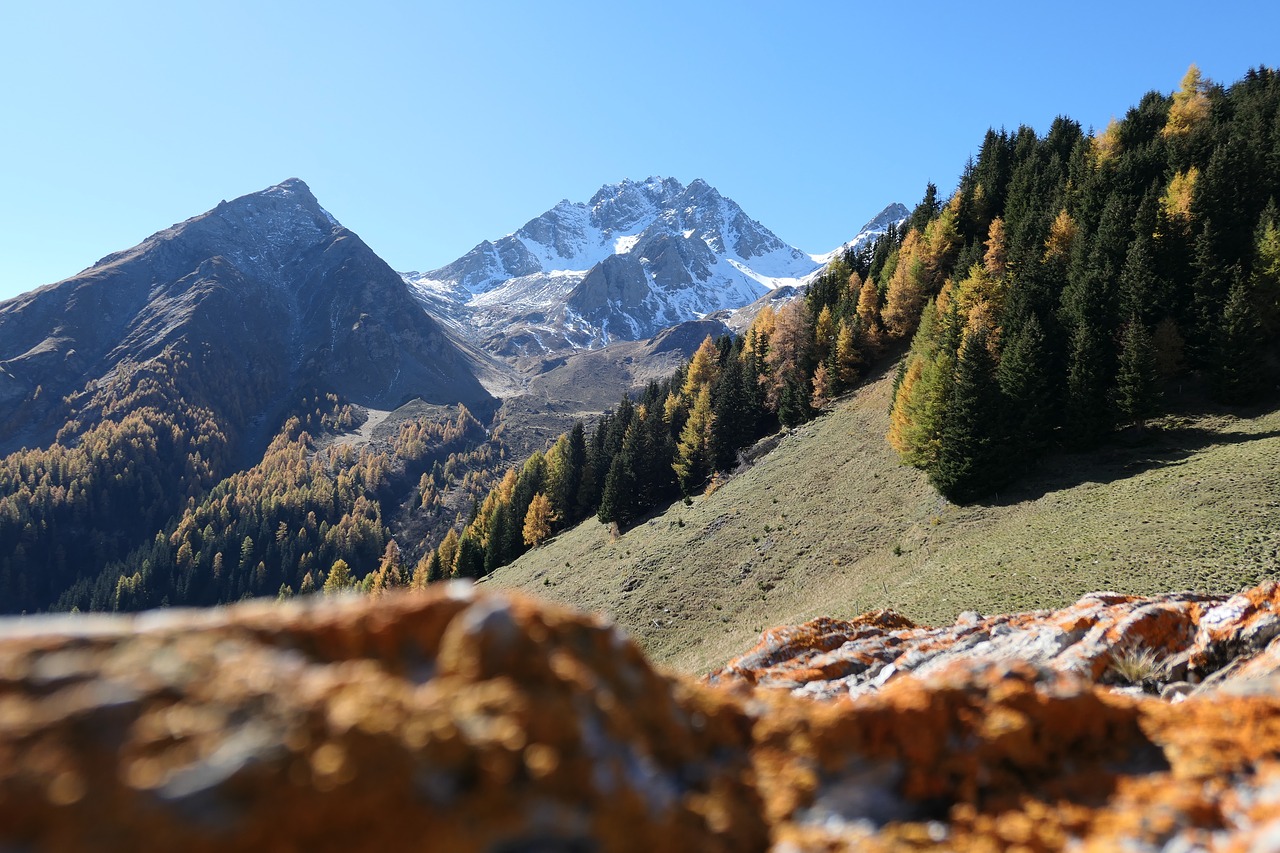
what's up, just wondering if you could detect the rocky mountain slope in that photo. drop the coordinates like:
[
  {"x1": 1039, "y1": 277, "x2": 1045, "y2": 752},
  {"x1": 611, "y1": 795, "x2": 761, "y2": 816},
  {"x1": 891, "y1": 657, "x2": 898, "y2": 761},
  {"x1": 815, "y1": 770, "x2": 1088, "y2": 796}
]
[
  {"x1": 404, "y1": 177, "x2": 904, "y2": 357},
  {"x1": 4, "y1": 582, "x2": 1280, "y2": 851},
  {"x1": 0, "y1": 179, "x2": 496, "y2": 457}
]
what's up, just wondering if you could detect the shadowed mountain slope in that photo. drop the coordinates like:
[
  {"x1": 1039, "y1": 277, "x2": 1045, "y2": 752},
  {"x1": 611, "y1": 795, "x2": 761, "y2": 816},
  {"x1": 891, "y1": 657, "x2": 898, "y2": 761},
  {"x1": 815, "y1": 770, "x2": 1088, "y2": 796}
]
[{"x1": 0, "y1": 179, "x2": 495, "y2": 457}]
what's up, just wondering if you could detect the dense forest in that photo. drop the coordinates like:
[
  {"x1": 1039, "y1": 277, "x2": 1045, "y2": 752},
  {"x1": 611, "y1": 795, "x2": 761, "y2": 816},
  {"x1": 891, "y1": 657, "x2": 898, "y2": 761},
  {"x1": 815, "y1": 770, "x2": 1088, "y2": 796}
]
[
  {"x1": 415, "y1": 64, "x2": 1280, "y2": 581},
  {"x1": 53, "y1": 402, "x2": 497, "y2": 611},
  {"x1": 883, "y1": 65, "x2": 1279, "y2": 499},
  {"x1": 0, "y1": 344, "x2": 281, "y2": 613},
  {"x1": 1, "y1": 65, "x2": 1276, "y2": 609}
]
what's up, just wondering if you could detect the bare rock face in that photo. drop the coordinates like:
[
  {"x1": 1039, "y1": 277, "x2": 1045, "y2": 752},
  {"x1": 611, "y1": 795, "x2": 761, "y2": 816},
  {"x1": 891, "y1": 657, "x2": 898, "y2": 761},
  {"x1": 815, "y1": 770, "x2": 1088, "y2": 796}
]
[{"x1": 3, "y1": 584, "x2": 1280, "y2": 851}]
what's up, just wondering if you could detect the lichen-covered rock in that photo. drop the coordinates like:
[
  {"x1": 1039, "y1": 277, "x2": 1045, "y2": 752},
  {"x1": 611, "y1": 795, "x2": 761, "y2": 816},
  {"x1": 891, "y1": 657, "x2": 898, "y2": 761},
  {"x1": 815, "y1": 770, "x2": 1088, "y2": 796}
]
[
  {"x1": 2, "y1": 582, "x2": 1280, "y2": 851},
  {"x1": 0, "y1": 585, "x2": 766, "y2": 852},
  {"x1": 708, "y1": 582, "x2": 1280, "y2": 699}
]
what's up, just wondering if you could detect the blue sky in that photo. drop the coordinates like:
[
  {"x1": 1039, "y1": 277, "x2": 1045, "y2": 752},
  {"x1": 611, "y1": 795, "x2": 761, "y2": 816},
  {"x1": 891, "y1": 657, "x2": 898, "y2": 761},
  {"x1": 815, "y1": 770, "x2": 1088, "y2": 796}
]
[{"x1": 1, "y1": 1, "x2": 1278, "y2": 301}]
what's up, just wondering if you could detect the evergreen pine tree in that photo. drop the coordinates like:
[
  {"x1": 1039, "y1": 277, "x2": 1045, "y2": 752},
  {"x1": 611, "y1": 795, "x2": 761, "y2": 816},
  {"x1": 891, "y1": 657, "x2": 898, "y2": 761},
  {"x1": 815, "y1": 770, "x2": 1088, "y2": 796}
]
[
  {"x1": 425, "y1": 549, "x2": 445, "y2": 585},
  {"x1": 931, "y1": 328, "x2": 1006, "y2": 502},
  {"x1": 598, "y1": 437, "x2": 638, "y2": 529},
  {"x1": 565, "y1": 422, "x2": 587, "y2": 521},
  {"x1": 1114, "y1": 317, "x2": 1162, "y2": 427},
  {"x1": 453, "y1": 532, "x2": 484, "y2": 579},
  {"x1": 908, "y1": 182, "x2": 940, "y2": 234},
  {"x1": 1215, "y1": 271, "x2": 1265, "y2": 402},
  {"x1": 777, "y1": 378, "x2": 812, "y2": 427},
  {"x1": 1066, "y1": 315, "x2": 1114, "y2": 444},
  {"x1": 1119, "y1": 232, "x2": 1159, "y2": 323},
  {"x1": 709, "y1": 351, "x2": 749, "y2": 471},
  {"x1": 484, "y1": 501, "x2": 514, "y2": 575}
]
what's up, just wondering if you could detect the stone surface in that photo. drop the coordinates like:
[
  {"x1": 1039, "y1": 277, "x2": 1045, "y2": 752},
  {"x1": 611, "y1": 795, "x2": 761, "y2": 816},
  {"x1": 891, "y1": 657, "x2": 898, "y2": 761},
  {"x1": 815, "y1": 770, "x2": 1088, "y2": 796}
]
[{"x1": 2, "y1": 582, "x2": 1280, "y2": 850}]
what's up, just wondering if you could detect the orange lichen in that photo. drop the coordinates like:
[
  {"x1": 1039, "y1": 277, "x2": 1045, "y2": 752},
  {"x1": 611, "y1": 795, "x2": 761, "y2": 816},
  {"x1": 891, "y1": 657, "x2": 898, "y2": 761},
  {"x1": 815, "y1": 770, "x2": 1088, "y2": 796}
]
[{"x1": 3, "y1": 584, "x2": 1280, "y2": 850}]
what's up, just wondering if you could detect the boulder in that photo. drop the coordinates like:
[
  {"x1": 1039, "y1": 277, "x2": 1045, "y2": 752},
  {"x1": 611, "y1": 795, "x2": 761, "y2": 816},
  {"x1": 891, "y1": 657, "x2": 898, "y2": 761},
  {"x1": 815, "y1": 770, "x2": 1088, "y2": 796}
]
[{"x1": 3, "y1": 582, "x2": 1280, "y2": 850}]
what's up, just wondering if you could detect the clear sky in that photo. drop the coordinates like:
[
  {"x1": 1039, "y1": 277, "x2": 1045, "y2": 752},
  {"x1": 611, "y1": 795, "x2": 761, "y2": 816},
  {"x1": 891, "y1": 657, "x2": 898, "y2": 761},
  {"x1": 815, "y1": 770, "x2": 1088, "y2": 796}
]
[{"x1": 1, "y1": 1, "x2": 1278, "y2": 302}]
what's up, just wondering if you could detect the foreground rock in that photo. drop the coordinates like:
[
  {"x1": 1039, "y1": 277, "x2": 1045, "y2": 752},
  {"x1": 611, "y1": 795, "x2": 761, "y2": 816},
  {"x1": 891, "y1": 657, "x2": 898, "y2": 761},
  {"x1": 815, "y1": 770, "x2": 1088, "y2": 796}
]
[
  {"x1": 709, "y1": 583, "x2": 1280, "y2": 699},
  {"x1": 1, "y1": 583, "x2": 1280, "y2": 850}
]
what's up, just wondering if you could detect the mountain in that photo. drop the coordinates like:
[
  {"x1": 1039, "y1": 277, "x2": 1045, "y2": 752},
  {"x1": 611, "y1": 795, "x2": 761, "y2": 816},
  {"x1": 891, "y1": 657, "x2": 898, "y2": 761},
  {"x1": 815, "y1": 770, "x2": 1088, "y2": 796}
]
[
  {"x1": 404, "y1": 177, "x2": 842, "y2": 357},
  {"x1": 811, "y1": 201, "x2": 909, "y2": 264},
  {"x1": 0, "y1": 179, "x2": 499, "y2": 613},
  {"x1": 0, "y1": 178, "x2": 495, "y2": 456}
]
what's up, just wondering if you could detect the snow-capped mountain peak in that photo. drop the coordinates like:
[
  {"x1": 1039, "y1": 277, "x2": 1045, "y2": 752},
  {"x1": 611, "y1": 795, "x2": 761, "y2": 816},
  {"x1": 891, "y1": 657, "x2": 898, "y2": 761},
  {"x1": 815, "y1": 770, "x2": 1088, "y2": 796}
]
[
  {"x1": 404, "y1": 180, "x2": 904, "y2": 359},
  {"x1": 811, "y1": 202, "x2": 910, "y2": 265}
]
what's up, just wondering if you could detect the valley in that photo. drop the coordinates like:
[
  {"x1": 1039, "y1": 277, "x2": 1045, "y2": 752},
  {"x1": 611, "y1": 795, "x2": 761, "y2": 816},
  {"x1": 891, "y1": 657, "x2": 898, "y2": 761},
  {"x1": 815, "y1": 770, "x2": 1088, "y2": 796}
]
[{"x1": 6, "y1": 5, "x2": 1280, "y2": 848}]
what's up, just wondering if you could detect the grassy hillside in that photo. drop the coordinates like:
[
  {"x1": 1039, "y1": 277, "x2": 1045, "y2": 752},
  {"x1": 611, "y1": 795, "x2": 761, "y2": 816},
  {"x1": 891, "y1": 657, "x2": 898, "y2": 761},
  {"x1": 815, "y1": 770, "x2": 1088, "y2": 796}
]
[{"x1": 489, "y1": 361, "x2": 1280, "y2": 674}]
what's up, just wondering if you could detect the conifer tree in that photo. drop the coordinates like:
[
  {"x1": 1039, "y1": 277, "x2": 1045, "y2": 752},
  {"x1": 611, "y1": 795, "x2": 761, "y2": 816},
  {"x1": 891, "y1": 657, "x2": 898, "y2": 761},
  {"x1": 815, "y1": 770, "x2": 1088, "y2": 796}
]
[
  {"x1": 883, "y1": 230, "x2": 926, "y2": 339},
  {"x1": 322, "y1": 559, "x2": 353, "y2": 595},
  {"x1": 908, "y1": 182, "x2": 940, "y2": 234},
  {"x1": 996, "y1": 310, "x2": 1055, "y2": 454},
  {"x1": 1152, "y1": 318, "x2": 1187, "y2": 378},
  {"x1": 810, "y1": 362, "x2": 833, "y2": 410},
  {"x1": 369, "y1": 540, "x2": 404, "y2": 594},
  {"x1": 682, "y1": 336, "x2": 721, "y2": 396},
  {"x1": 1215, "y1": 272, "x2": 1265, "y2": 402},
  {"x1": 833, "y1": 318, "x2": 863, "y2": 388},
  {"x1": 673, "y1": 385, "x2": 714, "y2": 494},
  {"x1": 1253, "y1": 201, "x2": 1280, "y2": 334},
  {"x1": 983, "y1": 217, "x2": 1009, "y2": 279},
  {"x1": 1114, "y1": 317, "x2": 1161, "y2": 427},
  {"x1": 1163, "y1": 64, "x2": 1211, "y2": 139},
  {"x1": 855, "y1": 276, "x2": 884, "y2": 352},
  {"x1": 1119, "y1": 232, "x2": 1159, "y2": 323},
  {"x1": 931, "y1": 328, "x2": 1006, "y2": 502},
  {"x1": 437, "y1": 528, "x2": 460, "y2": 576},
  {"x1": 763, "y1": 300, "x2": 814, "y2": 414},
  {"x1": 709, "y1": 350, "x2": 758, "y2": 471},
  {"x1": 453, "y1": 531, "x2": 484, "y2": 579},
  {"x1": 522, "y1": 493, "x2": 556, "y2": 547},
  {"x1": 813, "y1": 305, "x2": 836, "y2": 363},
  {"x1": 597, "y1": 436, "x2": 638, "y2": 529},
  {"x1": 484, "y1": 501, "x2": 514, "y2": 575},
  {"x1": 1066, "y1": 316, "x2": 1114, "y2": 445},
  {"x1": 425, "y1": 549, "x2": 444, "y2": 584}
]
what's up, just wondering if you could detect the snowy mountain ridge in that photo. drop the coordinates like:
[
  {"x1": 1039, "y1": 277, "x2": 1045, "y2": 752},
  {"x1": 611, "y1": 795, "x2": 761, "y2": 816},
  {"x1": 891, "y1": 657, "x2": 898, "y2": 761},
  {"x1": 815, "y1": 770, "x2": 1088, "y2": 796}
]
[{"x1": 403, "y1": 178, "x2": 905, "y2": 358}]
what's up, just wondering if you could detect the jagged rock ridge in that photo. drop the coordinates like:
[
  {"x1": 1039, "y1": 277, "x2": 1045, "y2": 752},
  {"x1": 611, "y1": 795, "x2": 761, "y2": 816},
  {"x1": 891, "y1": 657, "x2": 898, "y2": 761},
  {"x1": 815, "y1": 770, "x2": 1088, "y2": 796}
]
[{"x1": 4, "y1": 582, "x2": 1280, "y2": 850}]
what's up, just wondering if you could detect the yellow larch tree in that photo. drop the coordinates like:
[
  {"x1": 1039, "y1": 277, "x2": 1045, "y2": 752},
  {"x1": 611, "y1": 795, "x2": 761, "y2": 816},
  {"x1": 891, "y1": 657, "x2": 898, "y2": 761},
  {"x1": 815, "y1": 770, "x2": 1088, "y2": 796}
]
[
  {"x1": 983, "y1": 217, "x2": 1008, "y2": 279},
  {"x1": 814, "y1": 305, "x2": 836, "y2": 363},
  {"x1": 833, "y1": 318, "x2": 863, "y2": 386},
  {"x1": 1091, "y1": 117, "x2": 1123, "y2": 167},
  {"x1": 1161, "y1": 167, "x2": 1199, "y2": 223},
  {"x1": 1044, "y1": 209, "x2": 1078, "y2": 262},
  {"x1": 683, "y1": 335, "x2": 721, "y2": 396},
  {"x1": 742, "y1": 304, "x2": 776, "y2": 359},
  {"x1": 1163, "y1": 64, "x2": 1211, "y2": 139},
  {"x1": 883, "y1": 229, "x2": 926, "y2": 339},
  {"x1": 522, "y1": 493, "x2": 556, "y2": 547}
]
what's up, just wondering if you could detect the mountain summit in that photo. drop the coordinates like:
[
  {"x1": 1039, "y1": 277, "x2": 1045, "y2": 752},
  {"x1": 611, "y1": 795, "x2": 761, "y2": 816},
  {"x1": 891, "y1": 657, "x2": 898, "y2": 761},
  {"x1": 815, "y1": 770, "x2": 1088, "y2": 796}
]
[
  {"x1": 403, "y1": 177, "x2": 827, "y2": 357},
  {"x1": 0, "y1": 178, "x2": 494, "y2": 456}
]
